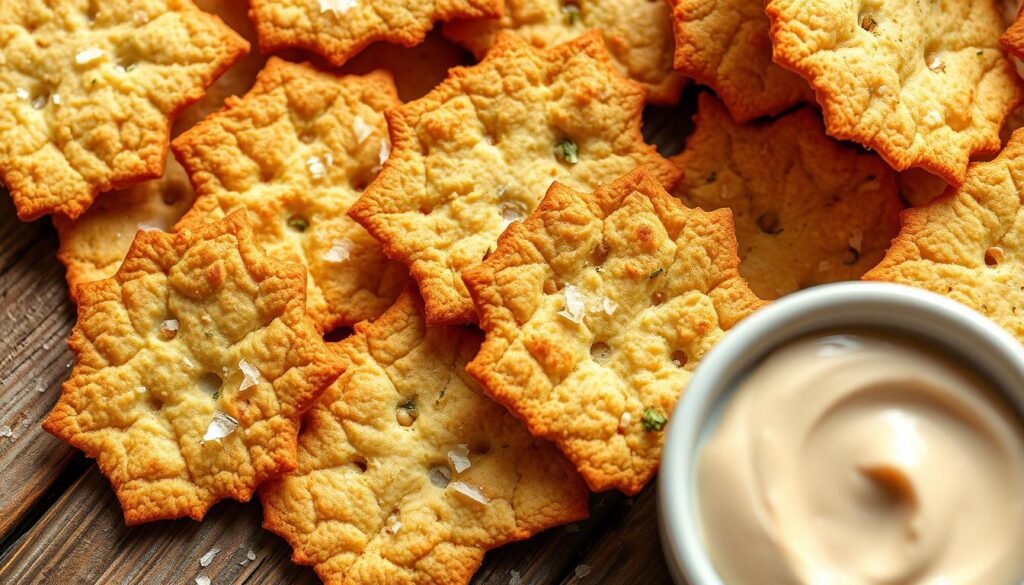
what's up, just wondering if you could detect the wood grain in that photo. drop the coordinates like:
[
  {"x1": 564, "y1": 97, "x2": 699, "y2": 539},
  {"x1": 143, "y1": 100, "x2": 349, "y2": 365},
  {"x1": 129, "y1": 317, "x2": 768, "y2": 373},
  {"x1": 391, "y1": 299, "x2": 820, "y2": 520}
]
[{"x1": 0, "y1": 92, "x2": 696, "y2": 584}]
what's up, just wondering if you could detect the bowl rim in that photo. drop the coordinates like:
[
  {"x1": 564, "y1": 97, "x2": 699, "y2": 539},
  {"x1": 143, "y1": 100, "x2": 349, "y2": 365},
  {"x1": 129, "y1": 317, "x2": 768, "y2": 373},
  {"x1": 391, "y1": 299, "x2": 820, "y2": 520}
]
[{"x1": 657, "y1": 281, "x2": 1024, "y2": 585}]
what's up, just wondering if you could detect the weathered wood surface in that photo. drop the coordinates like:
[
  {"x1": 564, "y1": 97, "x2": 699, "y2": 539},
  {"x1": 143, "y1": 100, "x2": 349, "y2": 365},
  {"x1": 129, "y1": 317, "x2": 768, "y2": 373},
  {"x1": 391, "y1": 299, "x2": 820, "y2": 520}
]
[{"x1": 0, "y1": 94, "x2": 696, "y2": 584}]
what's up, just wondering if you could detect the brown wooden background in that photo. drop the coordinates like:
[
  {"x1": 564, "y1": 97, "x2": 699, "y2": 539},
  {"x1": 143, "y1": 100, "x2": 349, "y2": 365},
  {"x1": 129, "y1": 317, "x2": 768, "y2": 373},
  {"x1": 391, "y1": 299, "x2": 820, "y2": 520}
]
[{"x1": 0, "y1": 91, "x2": 698, "y2": 584}]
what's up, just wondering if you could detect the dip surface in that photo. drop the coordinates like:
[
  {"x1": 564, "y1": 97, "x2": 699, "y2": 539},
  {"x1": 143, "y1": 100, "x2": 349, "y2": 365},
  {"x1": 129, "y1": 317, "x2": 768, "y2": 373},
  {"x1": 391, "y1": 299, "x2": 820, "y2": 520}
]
[{"x1": 697, "y1": 331, "x2": 1024, "y2": 585}]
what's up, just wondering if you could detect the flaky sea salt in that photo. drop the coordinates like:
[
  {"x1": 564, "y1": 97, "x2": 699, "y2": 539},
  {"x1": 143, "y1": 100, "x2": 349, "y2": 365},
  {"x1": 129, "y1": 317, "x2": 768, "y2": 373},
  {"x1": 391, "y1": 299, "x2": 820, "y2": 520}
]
[
  {"x1": 75, "y1": 47, "x2": 104, "y2": 65},
  {"x1": 509, "y1": 570, "x2": 522, "y2": 585},
  {"x1": 136, "y1": 385, "x2": 147, "y2": 394},
  {"x1": 238, "y1": 359, "x2": 261, "y2": 391},
  {"x1": 386, "y1": 513, "x2": 402, "y2": 534},
  {"x1": 0, "y1": 425, "x2": 12, "y2": 438},
  {"x1": 162, "y1": 319, "x2": 179, "y2": 333},
  {"x1": 322, "y1": 239, "x2": 353, "y2": 263},
  {"x1": 202, "y1": 412, "x2": 239, "y2": 442},
  {"x1": 15, "y1": 87, "x2": 28, "y2": 100},
  {"x1": 51, "y1": 93, "x2": 61, "y2": 105},
  {"x1": 429, "y1": 465, "x2": 452, "y2": 488},
  {"x1": 448, "y1": 444, "x2": 471, "y2": 473},
  {"x1": 306, "y1": 155, "x2": 327, "y2": 180},
  {"x1": 319, "y1": 0, "x2": 357, "y2": 14},
  {"x1": 199, "y1": 548, "x2": 220, "y2": 567},
  {"x1": 195, "y1": 577, "x2": 211, "y2": 585},
  {"x1": 924, "y1": 109, "x2": 943, "y2": 126},
  {"x1": 602, "y1": 297, "x2": 618, "y2": 315},
  {"x1": 450, "y1": 481, "x2": 489, "y2": 505},
  {"x1": 500, "y1": 201, "x2": 526, "y2": 230},
  {"x1": 818, "y1": 260, "x2": 831, "y2": 273},
  {"x1": 558, "y1": 285, "x2": 587, "y2": 324},
  {"x1": 618, "y1": 412, "x2": 632, "y2": 431},
  {"x1": 378, "y1": 139, "x2": 390, "y2": 167},
  {"x1": 247, "y1": 549, "x2": 256, "y2": 561},
  {"x1": 352, "y1": 115, "x2": 372, "y2": 144},
  {"x1": 184, "y1": 357, "x2": 196, "y2": 369}
]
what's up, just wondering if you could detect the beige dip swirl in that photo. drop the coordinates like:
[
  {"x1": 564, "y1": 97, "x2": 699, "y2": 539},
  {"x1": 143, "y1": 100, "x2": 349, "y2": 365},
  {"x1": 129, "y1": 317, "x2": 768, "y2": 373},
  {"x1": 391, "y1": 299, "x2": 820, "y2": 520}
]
[{"x1": 697, "y1": 332, "x2": 1024, "y2": 585}]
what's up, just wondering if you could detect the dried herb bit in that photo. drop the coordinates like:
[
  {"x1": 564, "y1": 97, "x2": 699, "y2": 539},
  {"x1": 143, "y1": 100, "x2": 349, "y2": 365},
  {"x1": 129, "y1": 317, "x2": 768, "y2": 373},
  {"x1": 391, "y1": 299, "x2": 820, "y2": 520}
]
[
  {"x1": 287, "y1": 216, "x2": 310, "y2": 232},
  {"x1": 860, "y1": 15, "x2": 878, "y2": 33},
  {"x1": 555, "y1": 140, "x2": 579, "y2": 164},
  {"x1": 642, "y1": 407, "x2": 667, "y2": 433},
  {"x1": 706, "y1": 171, "x2": 717, "y2": 184},
  {"x1": 562, "y1": 3, "x2": 580, "y2": 25},
  {"x1": 649, "y1": 268, "x2": 664, "y2": 279},
  {"x1": 756, "y1": 211, "x2": 783, "y2": 235},
  {"x1": 842, "y1": 246, "x2": 860, "y2": 265},
  {"x1": 977, "y1": 50, "x2": 984, "y2": 56}
]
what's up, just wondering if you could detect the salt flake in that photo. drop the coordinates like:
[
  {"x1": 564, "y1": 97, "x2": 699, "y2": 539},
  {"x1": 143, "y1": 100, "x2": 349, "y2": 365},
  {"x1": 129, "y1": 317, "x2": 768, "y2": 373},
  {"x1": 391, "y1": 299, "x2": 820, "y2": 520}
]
[
  {"x1": 195, "y1": 577, "x2": 211, "y2": 585},
  {"x1": 450, "y1": 481, "x2": 489, "y2": 505},
  {"x1": 306, "y1": 156, "x2": 327, "y2": 180},
  {"x1": 0, "y1": 425, "x2": 11, "y2": 438},
  {"x1": 500, "y1": 201, "x2": 526, "y2": 230},
  {"x1": 352, "y1": 115, "x2": 372, "y2": 143},
  {"x1": 429, "y1": 466, "x2": 452, "y2": 488},
  {"x1": 162, "y1": 319, "x2": 179, "y2": 332},
  {"x1": 319, "y1": 0, "x2": 357, "y2": 14},
  {"x1": 15, "y1": 87, "x2": 28, "y2": 100},
  {"x1": 601, "y1": 297, "x2": 618, "y2": 315},
  {"x1": 247, "y1": 550, "x2": 256, "y2": 561},
  {"x1": 136, "y1": 385, "x2": 147, "y2": 394},
  {"x1": 618, "y1": 412, "x2": 632, "y2": 431},
  {"x1": 924, "y1": 109, "x2": 943, "y2": 126},
  {"x1": 378, "y1": 139, "x2": 390, "y2": 167},
  {"x1": 322, "y1": 239, "x2": 353, "y2": 263},
  {"x1": 448, "y1": 444, "x2": 471, "y2": 473},
  {"x1": 199, "y1": 548, "x2": 220, "y2": 567},
  {"x1": 386, "y1": 513, "x2": 402, "y2": 534},
  {"x1": 509, "y1": 570, "x2": 522, "y2": 585},
  {"x1": 202, "y1": 412, "x2": 239, "y2": 442},
  {"x1": 238, "y1": 358, "x2": 261, "y2": 391},
  {"x1": 75, "y1": 47, "x2": 104, "y2": 65},
  {"x1": 558, "y1": 284, "x2": 586, "y2": 324}
]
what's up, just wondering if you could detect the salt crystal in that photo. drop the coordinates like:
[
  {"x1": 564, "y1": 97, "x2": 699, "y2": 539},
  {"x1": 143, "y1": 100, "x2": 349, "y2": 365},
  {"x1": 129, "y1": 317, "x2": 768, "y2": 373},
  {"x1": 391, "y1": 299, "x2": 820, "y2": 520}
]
[
  {"x1": 238, "y1": 358, "x2": 261, "y2": 391},
  {"x1": 246, "y1": 550, "x2": 256, "y2": 561},
  {"x1": 924, "y1": 109, "x2": 943, "y2": 126},
  {"x1": 500, "y1": 202, "x2": 526, "y2": 230},
  {"x1": 306, "y1": 156, "x2": 327, "y2": 180},
  {"x1": 448, "y1": 444, "x2": 471, "y2": 473},
  {"x1": 162, "y1": 319, "x2": 179, "y2": 332},
  {"x1": 30, "y1": 95, "x2": 45, "y2": 109},
  {"x1": 575, "y1": 564, "x2": 592, "y2": 578},
  {"x1": 450, "y1": 481, "x2": 489, "y2": 505},
  {"x1": 558, "y1": 284, "x2": 586, "y2": 324},
  {"x1": 195, "y1": 577, "x2": 210, "y2": 585},
  {"x1": 618, "y1": 412, "x2": 632, "y2": 431},
  {"x1": 202, "y1": 412, "x2": 239, "y2": 442},
  {"x1": 15, "y1": 87, "x2": 28, "y2": 100},
  {"x1": 0, "y1": 425, "x2": 11, "y2": 438},
  {"x1": 199, "y1": 548, "x2": 220, "y2": 567},
  {"x1": 509, "y1": 570, "x2": 523, "y2": 585},
  {"x1": 322, "y1": 239, "x2": 352, "y2": 263},
  {"x1": 352, "y1": 115, "x2": 372, "y2": 143},
  {"x1": 927, "y1": 55, "x2": 944, "y2": 72},
  {"x1": 428, "y1": 466, "x2": 452, "y2": 488},
  {"x1": 75, "y1": 47, "x2": 104, "y2": 65},
  {"x1": 184, "y1": 357, "x2": 195, "y2": 369},
  {"x1": 378, "y1": 139, "x2": 390, "y2": 167},
  {"x1": 601, "y1": 297, "x2": 618, "y2": 315},
  {"x1": 386, "y1": 513, "x2": 402, "y2": 534},
  {"x1": 319, "y1": 0, "x2": 357, "y2": 14},
  {"x1": 51, "y1": 93, "x2": 61, "y2": 105},
  {"x1": 136, "y1": 385, "x2": 147, "y2": 394}
]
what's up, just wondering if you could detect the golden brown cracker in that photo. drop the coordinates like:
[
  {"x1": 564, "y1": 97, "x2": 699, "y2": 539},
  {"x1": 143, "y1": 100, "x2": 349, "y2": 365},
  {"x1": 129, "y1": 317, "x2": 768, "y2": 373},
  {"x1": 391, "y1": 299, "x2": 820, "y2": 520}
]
[
  {"x1": 765, "y1": 0, "x2": 1024, "y2": 184},
  {"x1": 260, "y1": 288, "x2": 588, "y2": 585},
  {"x1": 43, "y1": 212, "x2": 344, "y2": 524},
  {"x1": 672, "y1": 95, "x2": 903, "y2": 299},
  {"x1": 443, "y1": 0, "x2": 684, "y2": 104},
  {"x1": 173, "y1": 58, "x2": 408, "y2": 332},
  {"x1": 463, "y1": 168, "x2": 766, "y2": 494},
  {"x1": 669, "y1": 0, "x2": 813, "y2": 122},
  {"x1": 864, "y1": 130, "x2": 1024, "y2": 343},
  {"x1": 0, "y1": 0, "x2": 248, "y2": 221},
  {"x1": 349, "y1": 32, "x2": 681, "y2": 326},
  {"x1": 248, "y1": 0, "x2": 500, "y2": 68}
]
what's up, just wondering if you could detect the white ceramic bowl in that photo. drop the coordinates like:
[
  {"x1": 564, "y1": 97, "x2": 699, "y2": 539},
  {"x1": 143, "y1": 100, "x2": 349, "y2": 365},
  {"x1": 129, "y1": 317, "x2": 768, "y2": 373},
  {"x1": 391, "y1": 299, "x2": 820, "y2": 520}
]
[{"x1": 657, "y1": 281, "x2": 1024, "y2": 585}]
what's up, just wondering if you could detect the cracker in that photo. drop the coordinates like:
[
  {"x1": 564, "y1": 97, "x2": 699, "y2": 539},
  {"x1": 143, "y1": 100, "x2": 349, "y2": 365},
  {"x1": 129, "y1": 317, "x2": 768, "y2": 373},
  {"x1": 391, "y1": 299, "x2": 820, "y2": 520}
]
[
  {"x1": 349, "y1": 32, "x2": 681, "y2": 326},
  {"x1": 173, "y1": 58, "x2": 408, "y2": 332},
  {"x1": 669, "y1": 0, "x2": 812, "y2": 122},
  {"x1": 260, "y1": 288, "x2": 588, "y2": 585},
  {"x1": 1001, "y1": 6, "x2": 1024, "y2": 62},
  {"x1": 55, "y1": 157, "x2": 195, "y2": 303},
  {"x1": 864, "y1": 130, "x2": 1024, "y2": 343},
  {"x1": 443, "y1": 0, "x2": 684, "y2": 104},
  {"x1": 765, "y1": 0, "x2": 1024, "y2": 184},
  {"x1": 249, "y1": 0, "x2": 500, "y2": 68},
  {"x1": 462, "y1": 168, "x2": 766, "y2": 494},
  {"x1": 672, "y1": 95, "x2": 903, "y2": 299},
  {"x1": 43, "y1": 212, "x2": 344, "y2": 524},
  {"x1": 0, "y1": 0, "x2": 249, "y2": 221}
]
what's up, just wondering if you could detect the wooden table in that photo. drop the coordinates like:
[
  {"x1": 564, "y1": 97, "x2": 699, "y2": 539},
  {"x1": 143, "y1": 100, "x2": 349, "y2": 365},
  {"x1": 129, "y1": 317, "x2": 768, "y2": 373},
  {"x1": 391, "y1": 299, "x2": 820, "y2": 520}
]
[{"x1": 0, "y1": 94, "x2": 696, "y2": 585}]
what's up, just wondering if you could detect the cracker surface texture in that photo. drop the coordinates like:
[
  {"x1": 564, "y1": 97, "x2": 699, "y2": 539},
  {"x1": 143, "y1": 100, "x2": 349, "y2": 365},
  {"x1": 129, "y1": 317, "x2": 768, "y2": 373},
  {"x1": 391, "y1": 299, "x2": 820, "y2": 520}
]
[
  {"x1": 249, "y1": 0, "x2": 500, "y2": 67},
  {"x1": 673, "y1": 95, "x2": 903, "y2": 299},
  {"x1": 174, "y1": 58, "x2": 408, "y2": 332},
  {"x1": 864, "y1": 130, "x2": 1024, "y2": 343},
  {"x1": 0, "y1": 0, "x2": 249, "y2": 220},
  {"x1": 463, "y1": 168, "x2": 766, "y2": 494},
  {"x1": 1001, "y1": 6, "x2": 1024, "y2": 61},
  {"x1": 349, "y1": 32, "x2": 681, "y2": 326},
  {"x1": 444, "y1": 0, "x2": 684, "y2": 104},
  {"x1": 43, "y1": 212, "x2": 344, "y2": 524},
  {"x1": 765, "y1": 0, "x2": 1024, "y2": 184},
  {"x1": 669, "y1": 0, "x2": 812, "y2": 121},
  {"x1": 260, "y1": 289, "x2": 588, "y2": 585}
]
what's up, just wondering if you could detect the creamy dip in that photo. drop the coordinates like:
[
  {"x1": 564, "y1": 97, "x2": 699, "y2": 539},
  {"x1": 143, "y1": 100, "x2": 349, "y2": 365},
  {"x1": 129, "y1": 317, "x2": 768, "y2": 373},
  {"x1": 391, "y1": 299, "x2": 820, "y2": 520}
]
[{"x1": 697, "y1": 331, "x2": 1024, "y2": 585}]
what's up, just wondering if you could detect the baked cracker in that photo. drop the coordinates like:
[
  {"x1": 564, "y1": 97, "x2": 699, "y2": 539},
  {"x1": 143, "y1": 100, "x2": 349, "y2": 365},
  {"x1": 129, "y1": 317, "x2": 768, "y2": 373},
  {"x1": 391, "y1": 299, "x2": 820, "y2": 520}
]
[
  {"x1": 173, "y1": 58, "x2": 408, "y2": 332},
  {"x1": 864, "y1": 129, "x2": 1024, "y2": 343},
  {"x1": 765, "y1": 0, "x2": 1024, "y2": 184},
  {"x1": 248, "y1": 0, "x2": 500, "y2": 68},
  {"x1": 0, "y1": 0, "x2": 249, "y2": 221},
  {"x1": 443, "y1": 0, "x2": 684, "y2": 104},
  {"x1": 43, "y1": 211, "x2": 344, "y2": 524},
  {"x1": 260, "y1": 288, "x2": 588, "y2": 585},
  {"x1": 669, "y1": 0, "x2": 813, "y2": 122},
  {"x1": 463, "y1": 168, "x2": 766, "y2": 494},
  {"x1": 349, "y1": 32, "x2": 681, "y2": 326},
  {"x1": 672, "y1": 95, "x2": 903, "y2": 299}
]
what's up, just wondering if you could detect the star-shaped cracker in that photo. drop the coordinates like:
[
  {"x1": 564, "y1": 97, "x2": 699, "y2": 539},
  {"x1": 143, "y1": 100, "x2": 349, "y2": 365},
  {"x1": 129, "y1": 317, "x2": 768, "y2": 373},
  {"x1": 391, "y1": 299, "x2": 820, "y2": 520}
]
[
  {"x1": 443, "y1": 0, "x2": 684, "y2": 104},
  {"x1": 463, "y1": 168, "x2": 766, "y2": 494},
  {"x1": 669, "y1": 0, "x2": 812, "y2": 122},
  {"x1": 43, "y1": 212, "x2": 344, "y2": 524},
  {"x1": 55, "y1": 158, "x2": 195, "y2": 303},
  {"x1": 349, "y1": 32, "x2": 681, "y2": 326},
  {"x1": 260, "y1": 289, "x2": 588, "y2": 585},
  {"x1": 173, "y1": 58, "x2": 408, "y2": 332},
  {"x1": 248, "y1": 0, "x2": 500, "y2": 68},
  {"x1": 672, "y1": 95, "x2": 903, "y2": 299},
  {"x1": 0, "y1": 0, "x2": 249, "y2": 221},
  {"x1": 864, "y1": 130, "x2": 1024, "y2": 342},
  {"x1": 765, "y1": 0, "x2": 1024, "y2": 184}
]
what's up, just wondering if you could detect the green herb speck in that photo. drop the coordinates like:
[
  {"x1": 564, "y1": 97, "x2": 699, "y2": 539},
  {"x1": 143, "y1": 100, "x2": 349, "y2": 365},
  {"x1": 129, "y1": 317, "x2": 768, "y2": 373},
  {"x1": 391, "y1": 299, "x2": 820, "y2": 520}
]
[
  {"x1": 287, "y1": 217, "x2": 310, "y2": 232},
  {"x1": 649, "y1": 268, "x2": 664, "y2": 279},
  {"x1": 555, "y1": 140, "x2": 579, "y2": 164},
  {"x1": 642, "y1": 407, "x2": 667, "y2": 433},
  {"x1": 562, "y1": 3, "x2": 580, "y2": 25}
]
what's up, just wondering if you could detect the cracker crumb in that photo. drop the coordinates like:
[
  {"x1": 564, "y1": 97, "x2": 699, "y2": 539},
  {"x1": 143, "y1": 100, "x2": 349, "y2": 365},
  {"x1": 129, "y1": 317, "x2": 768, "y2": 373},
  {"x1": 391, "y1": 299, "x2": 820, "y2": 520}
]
[
  {"x1": 924, "y1": 109, "x2": 943, "y2": 126},
  {"x1": 450, "y1": 481, "x2": 489, "y2": 505},
  {"x1": 199, "y1": 548, "x2": 220, "y2": 567},
  {"x1": 500, "y1": 201, "x2": 526, "y2": 230},
  {"x1": 202, "y1": 412, "x2": 239, "y2": 443},
  {"x1": 448, "y1": 444, "x2": 471, "y2": 473}
]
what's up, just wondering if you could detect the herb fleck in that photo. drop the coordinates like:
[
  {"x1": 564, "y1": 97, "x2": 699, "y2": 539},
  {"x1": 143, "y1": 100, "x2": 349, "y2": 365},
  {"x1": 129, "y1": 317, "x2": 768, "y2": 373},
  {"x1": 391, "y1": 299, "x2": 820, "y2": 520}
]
[
  {"x1": 287, "y1": 216, "x2": 309, "y2": 232},
  {"x1": 562, "y1": 3, "x2": 580, "y2": 25},
  {"x1": 649, "y1": 268, "x2": 664, "y2": 279},
  {"x1": 642, "y1": 407, "x2": 667, "y2": 433},
  {"x1": 555, "y1": 140, "x2": 579, "y2": 164}
]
